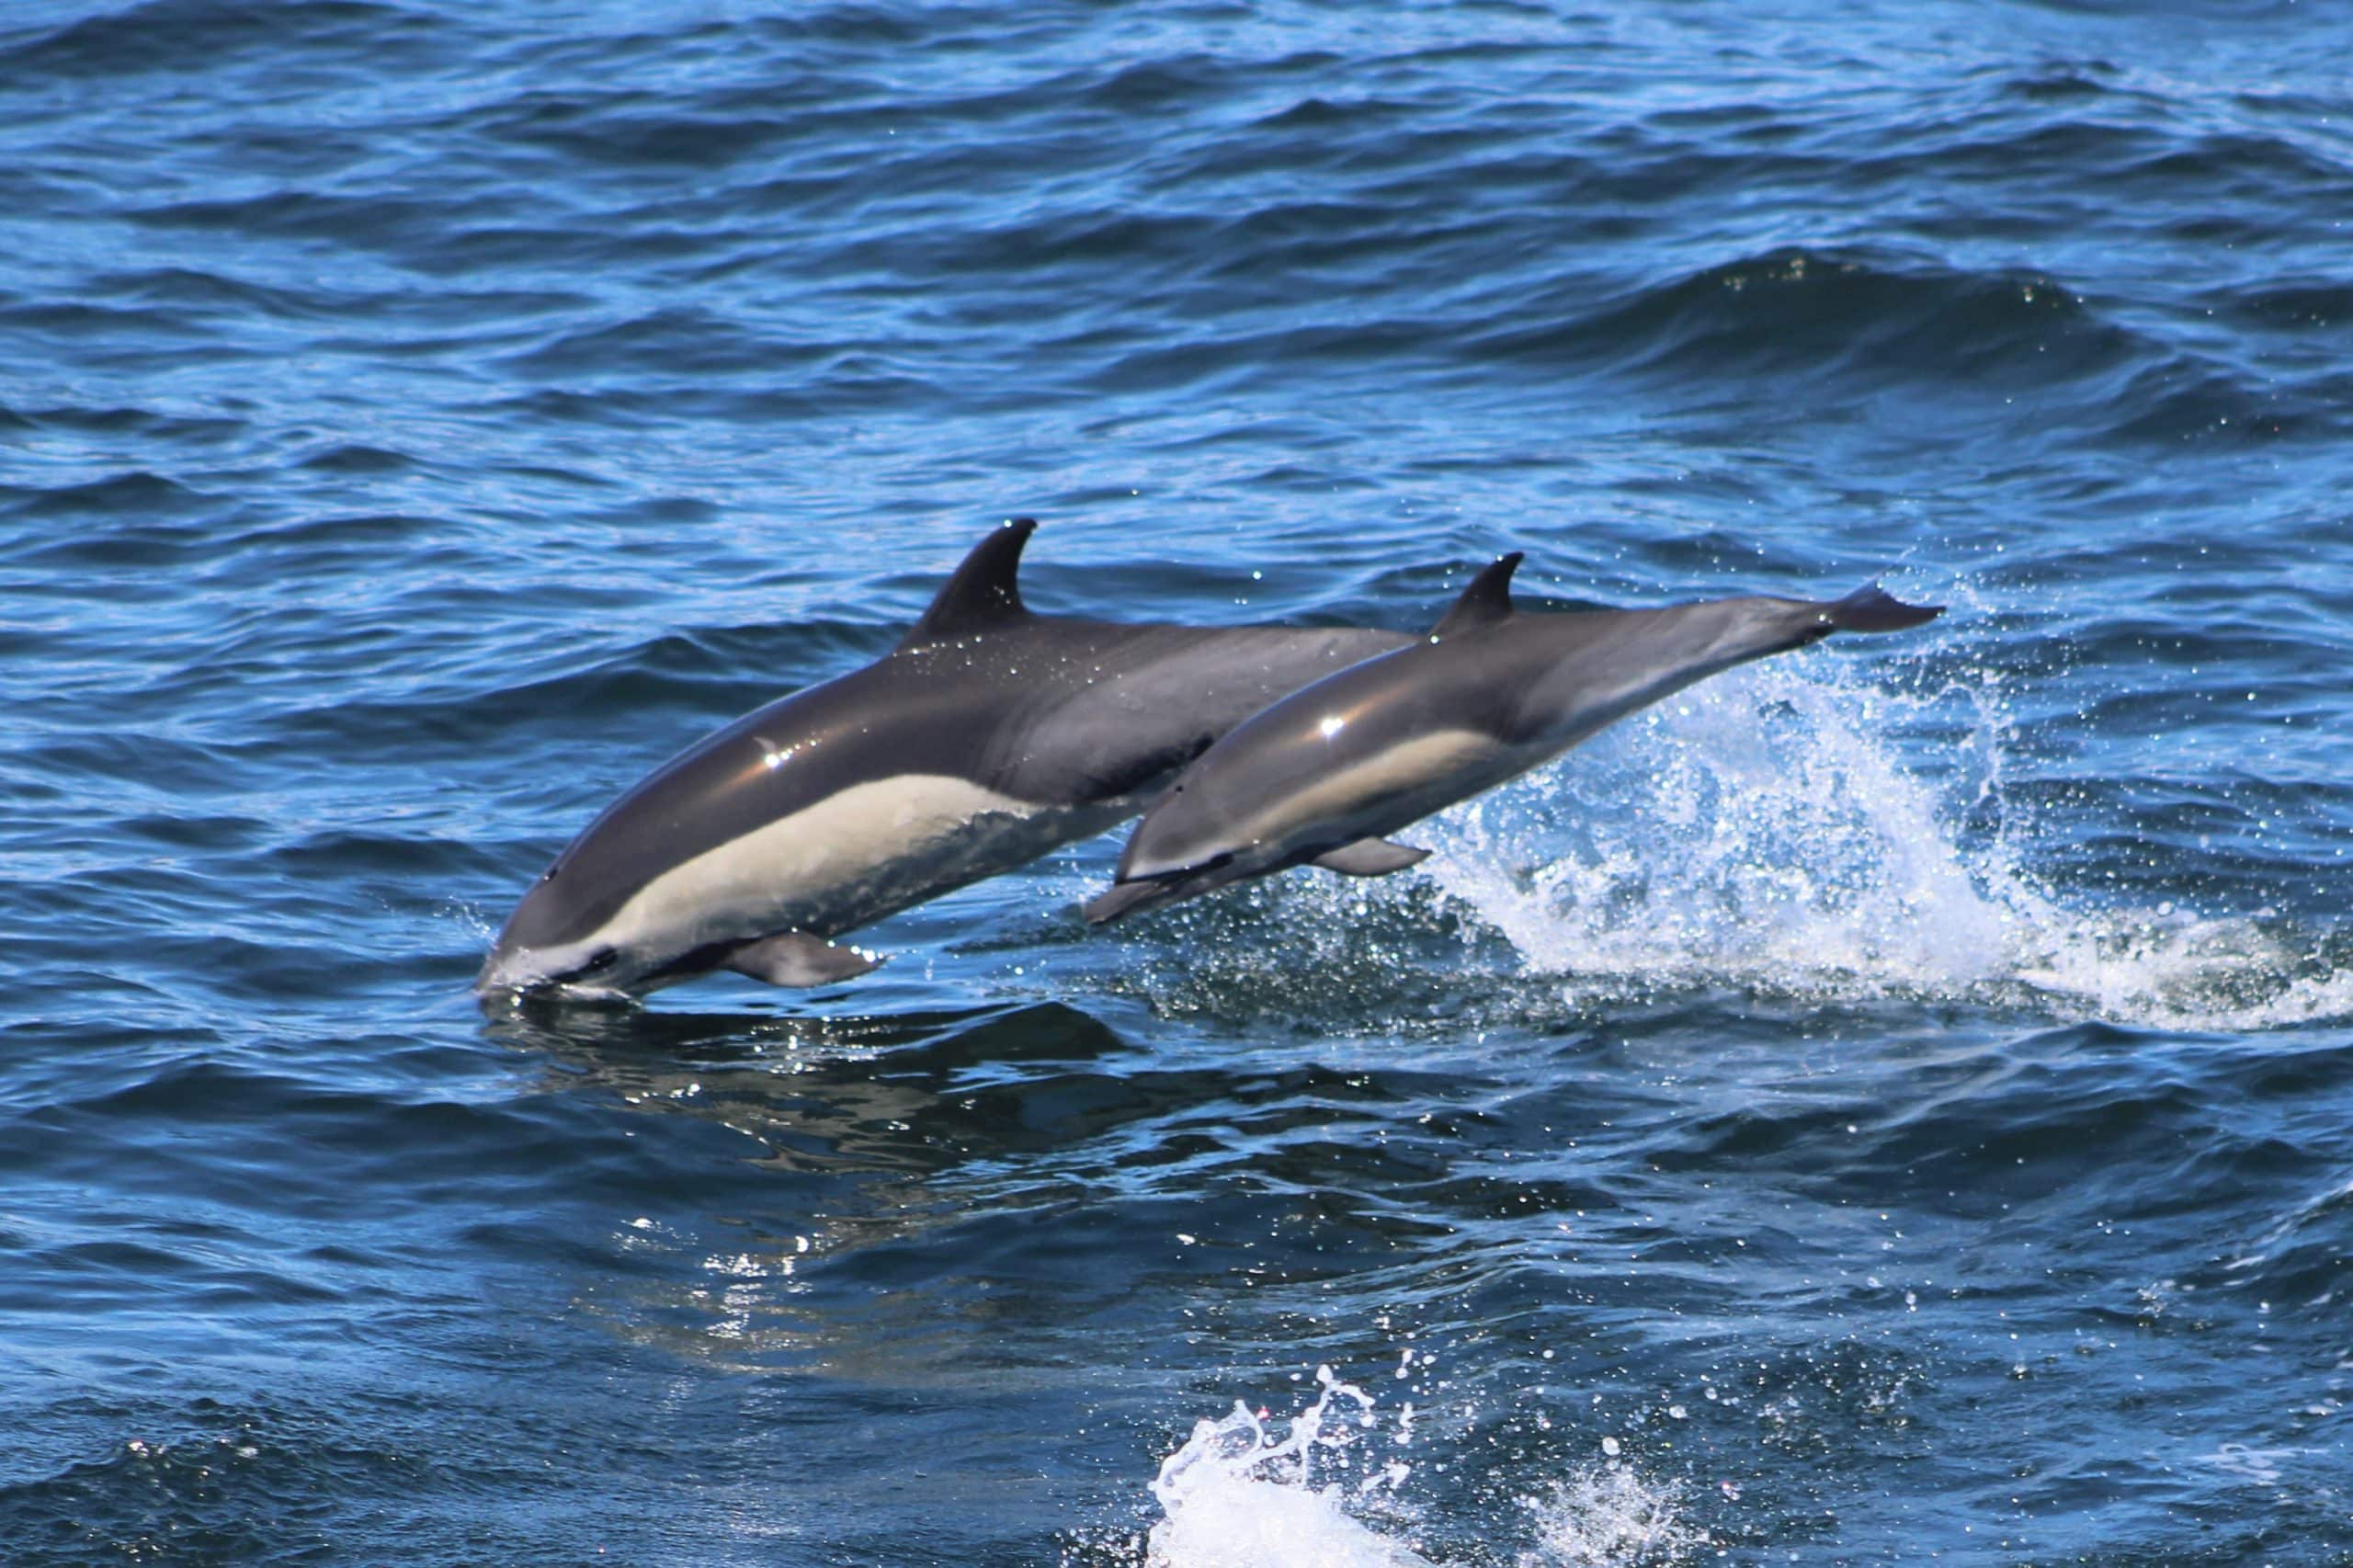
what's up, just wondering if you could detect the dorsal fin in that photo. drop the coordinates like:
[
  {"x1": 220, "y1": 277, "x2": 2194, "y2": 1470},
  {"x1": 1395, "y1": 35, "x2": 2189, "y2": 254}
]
[
  {"x1": 899, "y1": 518, "x2": 1038, "y2": 650},
  {"x1": 1428, "y1": 551, "x2": 1522, "y2": 638}
]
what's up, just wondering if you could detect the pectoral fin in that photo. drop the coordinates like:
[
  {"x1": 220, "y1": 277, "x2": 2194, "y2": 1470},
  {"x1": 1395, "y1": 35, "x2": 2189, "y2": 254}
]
[
  {"x1": 724, "y1": 931, "x2": 881, "y2": 986},
  {"x1": 1311, "y1": 837, "x2": 1430, "y2": 877}
]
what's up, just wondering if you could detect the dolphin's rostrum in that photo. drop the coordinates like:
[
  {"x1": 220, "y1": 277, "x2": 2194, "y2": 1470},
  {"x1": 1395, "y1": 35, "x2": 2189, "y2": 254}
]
[
  {"x1": 1084, "y1": 553, "x2": 1941, "y2": 926},
  {"x1": 477, "y1": 521, "x2": 1412, "y2": 998}
]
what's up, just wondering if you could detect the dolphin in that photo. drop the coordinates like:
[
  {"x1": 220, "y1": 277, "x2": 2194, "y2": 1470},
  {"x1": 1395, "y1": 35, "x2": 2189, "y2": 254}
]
[
  {"x1": 476, "y1": 520, "x2": 1413, "y2": 998},
  {"x1": 1083, "y1": 553, "x2": 1941, "y2": 926}
]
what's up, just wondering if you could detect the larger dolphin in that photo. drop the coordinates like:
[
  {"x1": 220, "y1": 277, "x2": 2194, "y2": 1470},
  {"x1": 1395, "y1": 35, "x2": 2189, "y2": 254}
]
[
  {"x1": 1085, "y1": 553, "x2": 1940, "y2": 925},
  {"x1": 477, "y1": 521, "x2": 1412, "y2": 998}
]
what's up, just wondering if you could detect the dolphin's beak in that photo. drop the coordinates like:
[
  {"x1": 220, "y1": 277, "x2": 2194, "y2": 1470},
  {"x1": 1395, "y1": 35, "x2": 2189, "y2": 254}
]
[
  {"x1": 474, "y1": 937, "x2": 624, "y2": 1000},
  {"x1": 1082, "y1": 879, "x2": 1175, "y2": 926},
  {"x1": 476, "y1": 874, "x2": 571, "y2": 994},
  {"x1": 474, "y1": 935, "x2": 536, "y2": 996}
]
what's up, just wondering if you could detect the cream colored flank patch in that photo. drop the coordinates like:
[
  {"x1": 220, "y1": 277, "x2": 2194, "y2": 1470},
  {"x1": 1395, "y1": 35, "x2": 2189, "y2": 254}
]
[
  {"x1": 593, "y1": 772, "x2": 1039, "y2": 954},
  {"x1": 1235, "y1": 729, "x2": 1500, "y2": 854}
]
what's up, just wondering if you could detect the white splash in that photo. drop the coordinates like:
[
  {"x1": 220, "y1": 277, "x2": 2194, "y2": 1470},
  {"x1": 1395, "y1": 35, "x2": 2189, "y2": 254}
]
[
  {"x1": 1516, "y1": 1466, "x2": 1702, "y2": 1567},
  {"x1": 1133, "y1": 1374, "x2": 1710, "y2": 1568},
  {"x1": 1146, "y1": 1369, "x2": 1431, "y2": 1568},
  {"x1": 1407, "y1": 659, "x2": 2348, "y2": 1032}
]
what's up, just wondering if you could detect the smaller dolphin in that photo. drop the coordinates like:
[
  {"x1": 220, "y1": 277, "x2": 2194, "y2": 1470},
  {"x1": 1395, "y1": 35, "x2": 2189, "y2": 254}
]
[{"x1": 1084, "y1": 555, "x2": 1940, "y2": 926}]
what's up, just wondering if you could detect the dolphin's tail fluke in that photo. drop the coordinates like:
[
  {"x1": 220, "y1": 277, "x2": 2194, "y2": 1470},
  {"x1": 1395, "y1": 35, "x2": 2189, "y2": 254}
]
[{"x1": 1817, "y1": 583, "x2": 1942, "y2": 633}]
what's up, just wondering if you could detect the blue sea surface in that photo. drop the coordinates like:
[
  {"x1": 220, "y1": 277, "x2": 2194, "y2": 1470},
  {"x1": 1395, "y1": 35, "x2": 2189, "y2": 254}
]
[{"x1": 5, "y1": 1, "x2": 2350, "y2": 1562}]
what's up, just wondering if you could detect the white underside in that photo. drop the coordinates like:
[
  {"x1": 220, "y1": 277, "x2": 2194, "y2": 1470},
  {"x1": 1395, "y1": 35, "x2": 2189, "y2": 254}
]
[
  {"x1": 1240, "y1": 729, "x2": 1504, "y2": 864},
  {"x1": 502, "y1": 772, "x2": 1057, "y2": 992},
  {"x1": 621, "y1": 772, "x2": 1039, "y2": 938}
]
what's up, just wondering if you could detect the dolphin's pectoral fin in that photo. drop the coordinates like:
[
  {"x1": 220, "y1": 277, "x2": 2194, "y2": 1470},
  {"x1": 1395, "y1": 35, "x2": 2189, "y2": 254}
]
[
  {"x1": 1311, "y1": 837, "x2": 1431, "y2": 877},
  {"x1": 723, "y1": 931, "x2": 882, "y2": 986}
]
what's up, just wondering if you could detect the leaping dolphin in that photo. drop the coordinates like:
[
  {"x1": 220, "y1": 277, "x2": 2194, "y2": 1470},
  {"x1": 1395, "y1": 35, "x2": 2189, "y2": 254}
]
[
  {"x1": 477, "y1": 520, "x2": 1413, "y2": 999},
  {"x1": 1084, "y1": 553, "x2": 1940, "y2": 926}
]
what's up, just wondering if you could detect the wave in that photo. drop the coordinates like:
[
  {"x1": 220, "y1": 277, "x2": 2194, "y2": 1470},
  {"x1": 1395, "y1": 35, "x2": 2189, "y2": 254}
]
[
  {"x1": 1036, "y1": 233, "x2": 2327, "y2": 447},
  {"x1": 1477, "y1": 248, "x2": 2133, "y2": 383},
  {"x1": 1467, "y1": 244, "x2": 2330, "y2": 442},
  {"x1": 0, "y1": 1419, "x2": 326, "y2": 1565},
  {"x1": 0, "y1": 0, "x2": 416, "y2": 81},
  {"x1": 1, "y1": 470, "x2": 209, "y2": 524}
]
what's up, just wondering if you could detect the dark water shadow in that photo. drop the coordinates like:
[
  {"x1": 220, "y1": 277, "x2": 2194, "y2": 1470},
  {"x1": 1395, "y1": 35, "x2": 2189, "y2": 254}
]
[
  {"x1": 471, "y1": 991, "x2": 1403, "y2": 1383},
  {"x1": 475, "y1": 990, "x2": 1230, "y2": 1179},
  {"x1": 472, "y1": 988, "x2": 1494, "y2": 1236}
]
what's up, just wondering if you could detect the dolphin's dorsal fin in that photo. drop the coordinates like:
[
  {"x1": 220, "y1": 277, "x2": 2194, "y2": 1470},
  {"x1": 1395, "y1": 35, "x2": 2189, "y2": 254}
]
[
  {"x1": 1429, "y1": 551, "x2": 1523, "y2": 638},
  {"x1": 899, "y1": 518, "x2": 1038, "y2": 649}
]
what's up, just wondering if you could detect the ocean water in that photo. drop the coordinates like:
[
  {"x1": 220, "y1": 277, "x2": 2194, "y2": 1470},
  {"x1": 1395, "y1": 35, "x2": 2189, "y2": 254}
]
[{"x1": 4, "y1": 0, "x2": 2349, "y2": 1562}]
